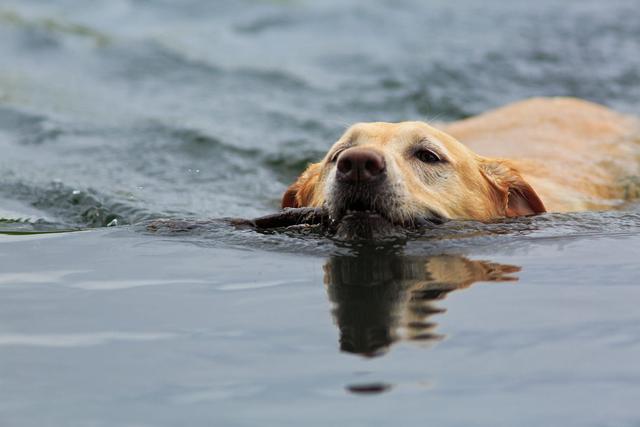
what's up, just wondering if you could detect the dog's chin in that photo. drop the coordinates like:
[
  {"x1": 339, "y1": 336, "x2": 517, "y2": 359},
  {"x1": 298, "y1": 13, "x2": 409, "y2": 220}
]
[
  {"x1": 327, "y1": 201, "x2": 444, "y2": 240},
  {"x1": 332, "y1": 210, "x2": 400, "y2": 240},
  {"x1": 328, "y1": 197, "x2": 395, "y2": 225}
]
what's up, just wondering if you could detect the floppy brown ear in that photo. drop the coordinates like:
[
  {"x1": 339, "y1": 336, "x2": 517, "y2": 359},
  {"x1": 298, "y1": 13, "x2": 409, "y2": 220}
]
[
  {"x1": 281, "y1": 163, "x2": 321, "y2": 209},
  {"x1": 505, "y1": 180, "x2": 546, "y2": 217},
  {"x1": 480, "y1": 159, "x2": 546, "y2": 218}
]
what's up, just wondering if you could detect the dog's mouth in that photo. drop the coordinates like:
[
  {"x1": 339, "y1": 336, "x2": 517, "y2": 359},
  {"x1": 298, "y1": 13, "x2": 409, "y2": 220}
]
[
  {"x1": 231, "y1": 203, "x2": 446, "y2": 241},
  {"x1": 232, "y1": 189, "x2": 446, "y2": 239},
  {"x1": 330, "y1": 196, "x2": 445, "y2": 230},
  {"x1": 341, "y1": 199, "x2": 384, "y2": 218},
  {"x1": 331, "y1": 196, "x2": 390, "y2": 222}
]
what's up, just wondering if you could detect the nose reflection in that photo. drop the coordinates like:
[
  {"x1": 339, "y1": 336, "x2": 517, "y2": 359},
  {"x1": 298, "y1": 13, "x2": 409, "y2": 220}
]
[{"x1": 324, "y1": 250, "x2": 520, "y2": 357}]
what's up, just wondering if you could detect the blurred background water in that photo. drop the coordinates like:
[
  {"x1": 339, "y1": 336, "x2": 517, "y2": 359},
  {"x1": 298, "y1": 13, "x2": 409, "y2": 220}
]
[{"x1": 1, "y1": 0, "x2": 640, "y2": 426}]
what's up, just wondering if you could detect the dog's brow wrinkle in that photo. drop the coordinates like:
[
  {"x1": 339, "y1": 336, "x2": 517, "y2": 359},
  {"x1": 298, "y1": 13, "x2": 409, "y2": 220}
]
[
  {"x1": 329, "y1": 141, "x2": 353, "y2": 160},
  {"x1": 346, "y1": 128, "x2": 361, "y2": 143},
  {"x1": 418, "y1": 137, "x2": 438, "y2": 147}
]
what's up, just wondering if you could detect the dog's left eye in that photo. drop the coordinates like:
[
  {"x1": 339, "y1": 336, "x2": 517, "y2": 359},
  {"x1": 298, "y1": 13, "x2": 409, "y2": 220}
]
[{"x1": 415, "y1": 149, "x2": 442, "y2": 163}]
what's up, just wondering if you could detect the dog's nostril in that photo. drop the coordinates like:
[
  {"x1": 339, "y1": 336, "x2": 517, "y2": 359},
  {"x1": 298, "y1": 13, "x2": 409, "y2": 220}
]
[
  {"x1": 365, "y1": 160, "x2": 374, "y2": 172},
  {"x1": 337, "y1": 158, "x2": 352, "y2": 174},
  {"x1": 365, "y1": 159, "x2": 384, "y2": 175}
]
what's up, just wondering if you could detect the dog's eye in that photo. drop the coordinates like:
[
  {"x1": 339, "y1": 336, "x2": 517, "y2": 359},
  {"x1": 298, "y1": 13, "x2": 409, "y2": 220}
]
[{"x1": 415, "y1": 149, "x2": 442, "y2": 163}]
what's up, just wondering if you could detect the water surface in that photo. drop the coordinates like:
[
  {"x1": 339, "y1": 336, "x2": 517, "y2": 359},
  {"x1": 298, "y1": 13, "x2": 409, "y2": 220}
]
[{"x1": 1, "y1": 0, "x2": 640, "y2": 426}]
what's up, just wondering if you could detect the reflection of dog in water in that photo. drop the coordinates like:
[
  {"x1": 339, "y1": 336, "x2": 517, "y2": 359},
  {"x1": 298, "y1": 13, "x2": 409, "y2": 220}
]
[{"x1": 324, "y1": 252, "x2": 520, "y2": 357}]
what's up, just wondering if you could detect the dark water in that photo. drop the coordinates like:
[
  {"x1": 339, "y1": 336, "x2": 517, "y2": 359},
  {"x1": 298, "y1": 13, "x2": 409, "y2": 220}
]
[{"x1": 1, "y1": 0, "x2": 640, "y2": 426}]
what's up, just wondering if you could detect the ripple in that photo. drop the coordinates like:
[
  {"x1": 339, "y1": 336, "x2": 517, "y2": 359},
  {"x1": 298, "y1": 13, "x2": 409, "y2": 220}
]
[
  {"x1": 69, "y1": 278, "x2": 209, "y2": 291},
  {"x1": 235, "y1": 14, "x2": 296, "y2": 35},
  {"x1": 0, "y1": 8, "x2": 110, "y2": 47},
  {"x1": 217, "y1": 278, "x2": 306, "y2": 291},
  {"x1": 0, "y1": 270, "x2": 84, "y2": 285},
  {"x1": 0, "y1": 332, "x2": 176, "y2": 347},
  {"x1": 0, "y1": 106, "x2": 64, "y2": 145},
  {"x1": 1, "y1": 181, "x2": 157, "y2": 229}
]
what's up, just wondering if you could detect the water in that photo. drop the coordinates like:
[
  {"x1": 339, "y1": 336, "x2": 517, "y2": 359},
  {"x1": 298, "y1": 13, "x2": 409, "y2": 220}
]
[{"x1": 1, "y1": 0, "x2": 640, "y2": 425}]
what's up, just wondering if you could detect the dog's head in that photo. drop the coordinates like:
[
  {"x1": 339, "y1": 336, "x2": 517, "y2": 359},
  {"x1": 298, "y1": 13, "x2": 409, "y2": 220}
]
[{"x1": 282, "y1": 122, "x2": 545, "y2": 225}]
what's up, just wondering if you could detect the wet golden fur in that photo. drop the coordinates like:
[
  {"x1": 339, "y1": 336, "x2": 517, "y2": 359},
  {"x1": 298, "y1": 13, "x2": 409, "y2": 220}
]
[{"x1": 283, "y1": 97, "x2": 639, "y2": 222}]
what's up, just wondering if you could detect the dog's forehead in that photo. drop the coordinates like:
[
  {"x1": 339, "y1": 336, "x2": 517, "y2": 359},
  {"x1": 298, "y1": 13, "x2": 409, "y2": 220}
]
[{"x1": 342, "y1": 121, "x2": 463, "y2": 151}]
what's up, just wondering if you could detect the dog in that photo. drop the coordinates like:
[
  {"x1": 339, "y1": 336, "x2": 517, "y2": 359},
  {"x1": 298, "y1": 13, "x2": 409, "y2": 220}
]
[{"x1": 282, "y1": 97, "x2": 639, "y2": 225}]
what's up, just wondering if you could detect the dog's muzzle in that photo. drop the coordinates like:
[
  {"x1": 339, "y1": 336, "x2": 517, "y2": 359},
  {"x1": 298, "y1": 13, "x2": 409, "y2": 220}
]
[{"x1": 331, "y1": 147, "x2": 388, "y2": 212}]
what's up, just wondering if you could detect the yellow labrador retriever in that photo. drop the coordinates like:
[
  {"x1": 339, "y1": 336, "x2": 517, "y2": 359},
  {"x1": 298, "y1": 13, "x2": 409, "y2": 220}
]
[{"x1": 282, "y1": 97, "x2": 639, "y2": 224}]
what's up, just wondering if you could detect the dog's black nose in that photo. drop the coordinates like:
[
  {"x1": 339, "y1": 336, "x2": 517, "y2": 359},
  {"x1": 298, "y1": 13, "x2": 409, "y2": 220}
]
[{"x1": 336, "y1": 148, "x2": 386, "y2": 183}]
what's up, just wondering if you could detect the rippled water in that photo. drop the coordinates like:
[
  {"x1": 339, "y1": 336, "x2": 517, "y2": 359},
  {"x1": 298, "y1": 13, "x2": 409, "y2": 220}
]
[{"x1": 1, "y1": 0, "x2": 640, "y2": 426}]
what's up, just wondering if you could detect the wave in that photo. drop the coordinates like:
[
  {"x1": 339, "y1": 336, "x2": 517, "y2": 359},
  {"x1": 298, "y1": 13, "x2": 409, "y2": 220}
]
[{"x1": 0, "y1": 181, "x2": 158, "y2": 229}]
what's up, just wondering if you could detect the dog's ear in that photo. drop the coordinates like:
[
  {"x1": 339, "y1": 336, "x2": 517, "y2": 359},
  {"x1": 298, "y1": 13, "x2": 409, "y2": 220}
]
[
  {"x1": 505, "y1": 180, "x2": 546, "y2": 217},
  {"x1": 281, "y1": 183, "x2": 300, "y2": 208},
  {"x1": 480, "y1": 158, "x2": 546, "y2": 217},
  {"x1": 281, "y1": 163, "x2": 321, "y2": 209}
]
